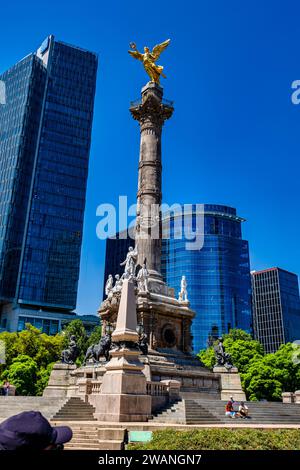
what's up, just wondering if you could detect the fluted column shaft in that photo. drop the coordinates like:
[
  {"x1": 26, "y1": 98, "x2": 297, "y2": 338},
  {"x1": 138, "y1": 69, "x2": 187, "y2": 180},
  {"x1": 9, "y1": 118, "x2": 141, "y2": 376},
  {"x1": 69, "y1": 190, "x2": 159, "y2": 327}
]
[{"x1": 130, "y1": 82, "x2": 173, "y2": 276}]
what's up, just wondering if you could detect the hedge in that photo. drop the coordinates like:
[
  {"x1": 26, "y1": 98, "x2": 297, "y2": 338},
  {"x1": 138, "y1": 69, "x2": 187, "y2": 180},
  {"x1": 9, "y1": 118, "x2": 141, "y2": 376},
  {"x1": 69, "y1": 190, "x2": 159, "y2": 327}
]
[{"x1": 127, "y1": 428, "x2": 300, "y2": 450}]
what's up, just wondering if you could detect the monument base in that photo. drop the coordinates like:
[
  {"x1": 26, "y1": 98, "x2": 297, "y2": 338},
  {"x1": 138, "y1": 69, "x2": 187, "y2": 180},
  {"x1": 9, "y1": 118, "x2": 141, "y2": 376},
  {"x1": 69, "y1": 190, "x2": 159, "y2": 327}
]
[
  {"x1": 94, "y1": 392, "x2": 151, "y2": 422},
  {"x1": 43, "y1": 363, "x2": 77, "y2": 398},
  {"x1": 213, "y1": 366, "x2": 246, "y2": 401},
  {"x1": 96, "y1": 280, "x2": 152, "y2": 422}
]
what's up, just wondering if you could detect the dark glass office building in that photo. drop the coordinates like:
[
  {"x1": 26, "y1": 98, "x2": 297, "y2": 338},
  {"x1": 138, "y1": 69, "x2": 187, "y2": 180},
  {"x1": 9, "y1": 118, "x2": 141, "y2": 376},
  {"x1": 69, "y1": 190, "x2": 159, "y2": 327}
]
[
  {"x1": 252, "y1": 268, "x2": 300, "y2": 353},
  {"x1": 104, "y1": 204, "x2": 252, "y2": 353},
  {"x1": 0, "y1": 35, "x2": 98, "y2": 332}
]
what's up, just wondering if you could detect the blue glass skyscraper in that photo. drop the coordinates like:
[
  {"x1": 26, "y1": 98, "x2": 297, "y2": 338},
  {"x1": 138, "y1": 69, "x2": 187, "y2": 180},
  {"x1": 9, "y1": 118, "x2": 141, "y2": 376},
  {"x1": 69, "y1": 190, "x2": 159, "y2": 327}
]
[
  {"x1": 161, "y1": 204, "x2": 252, "y2": 353},
  {"x1": 0, "y1": 36, "x2": 98, "y2": 332}
]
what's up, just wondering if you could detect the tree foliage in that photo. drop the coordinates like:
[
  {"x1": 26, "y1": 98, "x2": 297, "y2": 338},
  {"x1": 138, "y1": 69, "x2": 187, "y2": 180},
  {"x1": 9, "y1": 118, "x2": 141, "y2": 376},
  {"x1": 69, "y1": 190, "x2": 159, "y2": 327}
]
[
  {"x1": 242, "y1": 343, "x2": 300, "y2": 401},
  {"x1": 197, "y1": 329, "x2": 264, "y2": 373},
  {"x1": 0, "y1": 320, "x2": 101, "y2": 395},
  {"x1": 86, "y1": 325, "x2": 102, "y2": 348},
  {"x1": 1, "y1": 355, "x2": 38, "y2": 396},
  {"x1": 0, "y1": 324, "x2": 64, "y2": 372},
  {"x1": 197, "y1": 329, "x2": 300, "y2": 401}
]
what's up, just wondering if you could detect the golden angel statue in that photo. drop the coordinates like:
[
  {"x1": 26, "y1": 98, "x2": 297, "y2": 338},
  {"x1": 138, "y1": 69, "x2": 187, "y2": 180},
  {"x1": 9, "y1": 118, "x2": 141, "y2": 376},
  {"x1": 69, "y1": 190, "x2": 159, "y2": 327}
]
[{"x1": 128, "y1": 39, "x2": 170, "y2": 84}]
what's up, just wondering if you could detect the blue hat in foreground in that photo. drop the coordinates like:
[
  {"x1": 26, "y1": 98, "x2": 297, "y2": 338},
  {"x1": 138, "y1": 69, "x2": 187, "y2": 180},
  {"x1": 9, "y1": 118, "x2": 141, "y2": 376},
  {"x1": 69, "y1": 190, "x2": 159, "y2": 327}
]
[{"x1": 0, "y1": 411, "x2": 73, "y2": 450}]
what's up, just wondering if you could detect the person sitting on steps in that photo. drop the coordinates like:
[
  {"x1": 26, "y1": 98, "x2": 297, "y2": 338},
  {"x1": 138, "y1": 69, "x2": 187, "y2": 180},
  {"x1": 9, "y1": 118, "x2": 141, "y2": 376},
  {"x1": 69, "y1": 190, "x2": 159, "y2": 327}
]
[
  {"x1": 225, "y1": 400, "x2": 236, "y2": 418},
  {"x1": 238, "y1": 401, "x2": 250, "y2": 419}
]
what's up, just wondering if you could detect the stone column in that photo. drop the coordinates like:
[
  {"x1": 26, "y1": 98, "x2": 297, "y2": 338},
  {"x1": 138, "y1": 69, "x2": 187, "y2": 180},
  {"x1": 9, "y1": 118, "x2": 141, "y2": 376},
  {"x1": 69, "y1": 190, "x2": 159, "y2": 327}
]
[{"x1": 130, "y1": 82, "x2": 173, "y2": 282}]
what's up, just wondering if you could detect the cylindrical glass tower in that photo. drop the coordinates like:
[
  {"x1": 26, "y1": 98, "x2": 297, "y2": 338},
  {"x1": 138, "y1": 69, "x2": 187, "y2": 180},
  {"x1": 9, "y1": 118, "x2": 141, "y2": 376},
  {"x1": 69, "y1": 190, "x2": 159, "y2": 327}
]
[{"x1": 161, "y1": 204, "x2": 252, "y2": 353}]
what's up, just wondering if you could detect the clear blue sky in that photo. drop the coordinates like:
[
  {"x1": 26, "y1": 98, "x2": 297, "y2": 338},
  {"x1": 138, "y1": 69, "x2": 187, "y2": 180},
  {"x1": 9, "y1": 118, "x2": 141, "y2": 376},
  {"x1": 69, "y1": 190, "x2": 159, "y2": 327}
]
[{"x1": 1, "y1": 0, "x2": 299, "y2": 315}]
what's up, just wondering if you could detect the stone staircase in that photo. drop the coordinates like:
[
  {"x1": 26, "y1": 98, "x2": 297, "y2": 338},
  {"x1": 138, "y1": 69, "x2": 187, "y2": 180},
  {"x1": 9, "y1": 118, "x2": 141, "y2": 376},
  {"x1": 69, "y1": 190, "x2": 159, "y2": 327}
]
[
  {"x1": 150, "y1": 399, "x2": 222, "y2": 424},
  {"x1": 200, "y1": 399, "x2": 300, "y2": 424},
  {"x1": 150, "y1": 398, "x2": 300, "y2": 425},
  {"x1": 62, "y1": 425, "x2": 125, "y2": 450},
  {"x1": 180, "y1": 389, "x2": 221, "y2": 400},
  {"x1": 0, "y1": 397, "x2": 67, "y2": 422},
  {"x1": 52, "y1": 397, "x2": 97, "y2": 421}
]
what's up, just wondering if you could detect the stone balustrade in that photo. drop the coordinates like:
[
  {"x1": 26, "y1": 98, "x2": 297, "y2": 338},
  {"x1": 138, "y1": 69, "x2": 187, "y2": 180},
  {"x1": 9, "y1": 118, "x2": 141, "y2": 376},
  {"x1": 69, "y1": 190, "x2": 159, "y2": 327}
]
[
  {"x1": 146, "y1": 381, "x2": 168, "y2": 396},
  {"x1": 282, "y1": 391, "x2": 300, "y2": 404},
  {"x1": 91, "y1": 381, "x2": 102, "y2": 394}
]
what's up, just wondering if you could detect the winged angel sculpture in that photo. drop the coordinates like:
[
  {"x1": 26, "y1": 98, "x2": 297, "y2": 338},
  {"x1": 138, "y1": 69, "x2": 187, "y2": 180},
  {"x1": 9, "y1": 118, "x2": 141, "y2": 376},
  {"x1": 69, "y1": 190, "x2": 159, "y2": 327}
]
[{"x1": 128, "y1": 39, "x2": 171, "y2": 84}]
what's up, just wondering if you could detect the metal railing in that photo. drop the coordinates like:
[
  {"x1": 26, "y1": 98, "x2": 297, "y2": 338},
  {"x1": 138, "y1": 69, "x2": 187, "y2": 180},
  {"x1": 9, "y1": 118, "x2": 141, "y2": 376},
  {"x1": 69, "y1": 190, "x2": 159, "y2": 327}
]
[{"x1": 130, "y1": 98, "x2": 174, "y2": 109}]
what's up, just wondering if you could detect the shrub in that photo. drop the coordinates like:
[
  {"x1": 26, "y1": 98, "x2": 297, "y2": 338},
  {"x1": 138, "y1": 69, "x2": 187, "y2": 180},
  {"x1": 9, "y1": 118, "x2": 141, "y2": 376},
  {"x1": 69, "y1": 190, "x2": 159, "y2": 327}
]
[
  {"x1": 127, "y1": 428, "x2": 300, "y2": 450},
  {"x1": 1, "y1": 355, "x2": 38, "y2": 396}
]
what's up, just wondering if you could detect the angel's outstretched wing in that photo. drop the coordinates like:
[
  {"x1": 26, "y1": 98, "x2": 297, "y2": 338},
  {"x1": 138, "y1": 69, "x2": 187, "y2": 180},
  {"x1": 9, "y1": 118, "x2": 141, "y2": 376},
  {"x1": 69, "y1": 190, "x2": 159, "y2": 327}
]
[
  {"x1": 128, "y1": 50, "x2": 144, "y2": 61},
  {"x1": 151, "y1": 39, "x2": 171, "y2": 61}
]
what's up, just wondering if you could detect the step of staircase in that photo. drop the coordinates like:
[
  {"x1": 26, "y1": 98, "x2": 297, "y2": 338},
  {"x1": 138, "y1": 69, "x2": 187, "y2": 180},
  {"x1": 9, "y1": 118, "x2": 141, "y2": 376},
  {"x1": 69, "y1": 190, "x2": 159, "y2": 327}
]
[
  {"x1": 151, "y1": 398, "x2": 300, "y2": 425},
  {"x1": 0, "y1": 397, "x2": 67, "y2": 421},
  {"x1": 63, "y1": 426, "x2": 126, "y2": 450}
]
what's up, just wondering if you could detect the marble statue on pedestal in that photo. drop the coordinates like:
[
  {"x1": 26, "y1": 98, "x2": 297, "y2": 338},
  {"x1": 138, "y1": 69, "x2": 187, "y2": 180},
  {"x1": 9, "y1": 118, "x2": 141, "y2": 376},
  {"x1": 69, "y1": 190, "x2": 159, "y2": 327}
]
[
  {"x1": 105, "y1": 274, "x2": 114, "y2": 298},
  {"x1": 120, "y1": 246, "x2": 138, "y2": 280},
  {"x1": 113, "y1": 274, "x2": 123, "y2": 293}
]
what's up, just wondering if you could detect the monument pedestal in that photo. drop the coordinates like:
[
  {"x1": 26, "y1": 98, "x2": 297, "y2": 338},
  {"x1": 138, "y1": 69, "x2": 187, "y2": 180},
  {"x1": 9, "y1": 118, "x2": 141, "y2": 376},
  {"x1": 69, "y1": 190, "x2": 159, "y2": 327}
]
[
  {"x1": 213, "y1": 366, "x2": 246, "y2": 401},
  {"x1": 43, "y1": 363, "x2": 77, "y2": 398},
  {"x1": 95, "y1": 279, "x2": 151, "y2": 422},
  {"x1": 94, "y1": 348, "x2": 151, "y2": 422}
]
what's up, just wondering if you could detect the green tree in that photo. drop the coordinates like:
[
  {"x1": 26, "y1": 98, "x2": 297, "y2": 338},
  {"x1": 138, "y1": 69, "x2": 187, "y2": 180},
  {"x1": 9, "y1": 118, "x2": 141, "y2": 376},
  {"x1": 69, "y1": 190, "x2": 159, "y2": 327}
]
[
  {"x1": 2, "y1": 355, "x2": 38, "y2": 396},
  {"x1": 35, "y1": 363, "x2": 55, "y2": 396},
  {"x1": 222, "y1": 331, "x2": 264, "y2": 374},
  {"x1": 197, "y1": 329, "x2": 264, "y2": 374},
  {"x1": 86, "y1": 325, "x2": 102, "y2": 348},
  {"x1": 198, "y1": 346, "x2": 215, "y2": 369},
  {"x1": 0, "y1": 324, "x2": 65, "y2": 395}
]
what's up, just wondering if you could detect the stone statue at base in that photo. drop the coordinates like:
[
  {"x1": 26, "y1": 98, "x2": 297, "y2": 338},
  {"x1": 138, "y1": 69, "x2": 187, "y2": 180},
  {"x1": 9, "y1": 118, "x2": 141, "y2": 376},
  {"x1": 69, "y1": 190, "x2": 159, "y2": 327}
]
[
  {"x1": 61, "y1": 335, "x2": 79, "y2": 365},
  {"x1": 214, "y1": 337, "x2": 233, "y2": 370},
  {"x1": 83, "y1": 333, "x2": 111, "y2": 364},
  {"x1": 138, "y1": 332, "x2": 148, "y2": 355}
]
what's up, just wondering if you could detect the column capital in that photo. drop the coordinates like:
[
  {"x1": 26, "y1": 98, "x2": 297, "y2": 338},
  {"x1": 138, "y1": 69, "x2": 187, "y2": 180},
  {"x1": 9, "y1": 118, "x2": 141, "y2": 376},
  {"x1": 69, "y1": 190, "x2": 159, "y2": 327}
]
[{"x1": 130, "y1": 82, "x2": 174, "y2": 125}]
